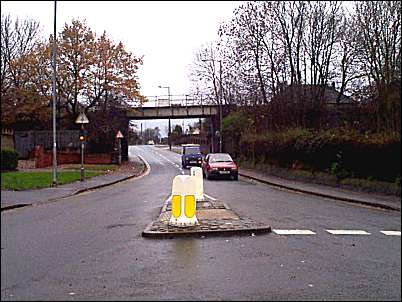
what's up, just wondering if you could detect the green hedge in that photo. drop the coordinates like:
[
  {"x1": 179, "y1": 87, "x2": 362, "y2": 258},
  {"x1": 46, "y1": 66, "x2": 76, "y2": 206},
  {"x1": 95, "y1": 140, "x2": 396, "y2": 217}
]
[
  {"x1": 1, "y1": 148, "x2": 20, "y2": 171},
  {"x1": 239, "y1": 128, "x2": 401, "y2": 183}
]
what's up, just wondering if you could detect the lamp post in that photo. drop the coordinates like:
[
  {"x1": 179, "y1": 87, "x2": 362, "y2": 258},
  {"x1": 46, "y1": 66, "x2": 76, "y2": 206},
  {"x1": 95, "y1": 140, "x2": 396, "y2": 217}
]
[
  {"x1": 75, "y1": 111, "x2": 89, "y2": 181},
  {"x1": 158, "y1": 85, "x2": 171, "y2": 150},
  {"x1": 202, "y1": 59, "x2": 223, "y2": 152},
  {"x1": 51, "y1": 0, "x2": 58, "y2": 186}
]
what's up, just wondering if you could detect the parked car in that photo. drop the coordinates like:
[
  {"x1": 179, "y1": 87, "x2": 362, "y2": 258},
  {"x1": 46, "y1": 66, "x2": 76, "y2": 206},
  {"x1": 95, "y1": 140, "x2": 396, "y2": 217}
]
[
  {"x1": 181, "y1": 144, "x2": 203, "y2": 168},
  {"x1": 147, "y1": 140, "x2": 155, "y2": 145},
  {"x1": 202, "y1": 153, "x2": 238, "y2": 180}
]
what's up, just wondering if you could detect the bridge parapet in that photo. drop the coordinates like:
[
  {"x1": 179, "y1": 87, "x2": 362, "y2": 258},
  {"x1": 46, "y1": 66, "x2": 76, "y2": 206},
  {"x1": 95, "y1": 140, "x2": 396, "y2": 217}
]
[{"x1": 135, "y1": 94, "x2": 217, "y2": 108}]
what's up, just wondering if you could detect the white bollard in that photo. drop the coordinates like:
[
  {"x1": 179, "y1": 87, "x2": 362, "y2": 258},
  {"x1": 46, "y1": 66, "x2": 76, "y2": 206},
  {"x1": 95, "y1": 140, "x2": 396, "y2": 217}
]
[
  {"x1": 190, "y1": 166, "x2": 204, "y2": 201},
  {"x1": 169, "y1": 175, "x2": 198, "y2": 227}
]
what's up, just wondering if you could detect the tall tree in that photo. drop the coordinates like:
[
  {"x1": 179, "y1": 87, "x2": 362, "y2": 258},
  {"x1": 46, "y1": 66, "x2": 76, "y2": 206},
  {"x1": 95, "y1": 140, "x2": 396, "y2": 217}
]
[
  {"x1": 0, "y1": 14, "x2": 48, "y2": 129},
  {"x1": 56, "y1": 19, "x2": 95, "y2": 124}
]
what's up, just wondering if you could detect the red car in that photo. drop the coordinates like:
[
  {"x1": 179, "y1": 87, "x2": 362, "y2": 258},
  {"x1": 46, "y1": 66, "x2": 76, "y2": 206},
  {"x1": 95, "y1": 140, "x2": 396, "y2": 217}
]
[{"x1": 202, "y1": 153, "x2": 238, "y2": 180}]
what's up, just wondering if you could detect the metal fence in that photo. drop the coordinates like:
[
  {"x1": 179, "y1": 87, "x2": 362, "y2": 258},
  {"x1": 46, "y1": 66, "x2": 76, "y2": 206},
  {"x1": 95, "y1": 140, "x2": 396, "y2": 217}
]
[
  {"x1": 14, "y1": 130, "x2": 80, "y2": 158},
  {"x1": 137, "y1": 94, "x2": 217, "y2": 108}
]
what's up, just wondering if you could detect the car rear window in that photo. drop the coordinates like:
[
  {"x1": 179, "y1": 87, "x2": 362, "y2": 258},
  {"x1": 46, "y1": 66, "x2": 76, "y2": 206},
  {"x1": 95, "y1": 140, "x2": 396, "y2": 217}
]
[
  {"x1": 209, "y1": 154, "x2": 233, "y2": 162},
  {"x1": 184, "y1": 146, "x2": 201, "y2": 154}
]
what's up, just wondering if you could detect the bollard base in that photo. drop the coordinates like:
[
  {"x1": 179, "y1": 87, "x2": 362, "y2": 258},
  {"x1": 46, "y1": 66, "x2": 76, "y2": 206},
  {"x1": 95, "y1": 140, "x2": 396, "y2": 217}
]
[
  {"x1": 142, "y1": 196, "x2": 271, "y2": 239},
  {"x1": 169, "y1": 217, "x2": 198, "y2": 227}
]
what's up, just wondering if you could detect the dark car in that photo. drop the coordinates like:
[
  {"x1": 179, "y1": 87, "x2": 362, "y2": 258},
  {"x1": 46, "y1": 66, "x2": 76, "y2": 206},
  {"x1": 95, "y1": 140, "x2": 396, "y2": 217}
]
[
  {"x1": 181, "y1": 144, "x2": 203, "y2": 169},
  {"x1": 202, "y1": 153, "x2": 238, "y2": 180}
]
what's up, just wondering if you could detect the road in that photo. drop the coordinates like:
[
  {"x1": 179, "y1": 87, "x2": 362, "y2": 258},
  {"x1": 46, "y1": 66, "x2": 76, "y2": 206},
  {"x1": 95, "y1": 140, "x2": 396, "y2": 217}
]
[{"x1": 1, "y1": 145, "x2": 401, "y2": 300}]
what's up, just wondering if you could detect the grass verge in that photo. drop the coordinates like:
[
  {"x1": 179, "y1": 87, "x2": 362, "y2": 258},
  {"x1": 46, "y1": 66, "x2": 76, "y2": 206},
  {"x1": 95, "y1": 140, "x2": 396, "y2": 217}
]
[{"x1": 1, "y1": 171, "x2": 104, "y2": 191}]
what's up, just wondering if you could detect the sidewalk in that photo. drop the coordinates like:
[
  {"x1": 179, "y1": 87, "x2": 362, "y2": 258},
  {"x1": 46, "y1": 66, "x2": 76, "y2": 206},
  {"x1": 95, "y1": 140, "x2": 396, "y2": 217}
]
[
  {"x1": 1, "y1": 157, "x2": 147, "y2": 211},
  {"x1": 239, "y1": 168, "x2": 401, "y2": 212}
]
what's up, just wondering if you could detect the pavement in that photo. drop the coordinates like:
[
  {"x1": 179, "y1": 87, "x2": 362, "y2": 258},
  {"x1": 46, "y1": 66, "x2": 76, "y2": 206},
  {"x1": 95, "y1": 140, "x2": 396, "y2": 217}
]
[
  {"x1": 1, "y1": 157, "x2": 148, "y2": 211},
  {"x1": 238, "y1": 168, "x2": 401, "y2": 212},
  {"x1": 2, "y1": 150, "x2": 400, "y2": 216}
]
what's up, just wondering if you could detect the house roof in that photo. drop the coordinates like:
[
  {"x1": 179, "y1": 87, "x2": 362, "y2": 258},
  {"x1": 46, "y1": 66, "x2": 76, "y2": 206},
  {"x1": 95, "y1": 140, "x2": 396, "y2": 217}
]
[{"x1": 273, "y1": 84, "x2": 352, "y2": 104}]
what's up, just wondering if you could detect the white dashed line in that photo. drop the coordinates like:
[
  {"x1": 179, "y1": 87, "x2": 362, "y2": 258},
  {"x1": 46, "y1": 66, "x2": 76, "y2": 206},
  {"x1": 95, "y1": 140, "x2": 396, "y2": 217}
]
[
  {"x1": 273, "y1": 229, "x2": 316, "y2": 235},
  {"x1": 325, "y1": 230, "x2": 370, "y2": 235},
  {"x1": 380, "y1": 231, "x2": 401, "y2": 236}
]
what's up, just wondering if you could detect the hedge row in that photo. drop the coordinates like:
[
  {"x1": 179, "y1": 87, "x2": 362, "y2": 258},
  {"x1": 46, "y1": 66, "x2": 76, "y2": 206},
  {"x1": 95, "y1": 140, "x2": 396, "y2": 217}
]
[
  {"x1": 1, "y1": 148, "x2": 20, "y2": 171},
  {"x1": 238, "y1": 128, "x2": 401, "y2": 182}
]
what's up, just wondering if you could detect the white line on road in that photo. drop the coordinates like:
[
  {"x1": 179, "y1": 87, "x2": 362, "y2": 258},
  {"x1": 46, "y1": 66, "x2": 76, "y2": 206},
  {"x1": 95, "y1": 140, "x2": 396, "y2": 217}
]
[
  {"x1": 203, "y1": 193, "x2": 217, "y2": 201},
  {"x1": 273, "y1": 229, "x2": 316, "y2": 235},
  {"x1": 137, "y1": 154, "x2": 151, "y2": 177},
  {"x1": 380, "y1": 231, "x2": 401, "y2": 236},
  {"x1": 325, "y1": 230, "x2": 371, "y2": 235}
]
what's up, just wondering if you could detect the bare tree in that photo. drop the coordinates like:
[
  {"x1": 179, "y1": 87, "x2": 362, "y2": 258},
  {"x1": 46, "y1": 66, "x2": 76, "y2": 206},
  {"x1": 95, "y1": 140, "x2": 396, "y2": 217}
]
[
  {"x1": 354, "y1": 1, "x2": 401, "y2": 90},
  {"x1": 1, "y1": 14, "x2": 44, "y2": 128}
]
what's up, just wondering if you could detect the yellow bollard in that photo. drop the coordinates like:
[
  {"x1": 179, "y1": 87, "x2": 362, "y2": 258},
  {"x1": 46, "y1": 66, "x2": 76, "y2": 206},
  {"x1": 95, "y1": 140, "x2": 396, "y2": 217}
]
[
  {"x1": 169, "y1": 175, "x2": 198, "y2": 227},
  {"x1": 190, "y1": 166, "x2": 204, "y2": 201}
]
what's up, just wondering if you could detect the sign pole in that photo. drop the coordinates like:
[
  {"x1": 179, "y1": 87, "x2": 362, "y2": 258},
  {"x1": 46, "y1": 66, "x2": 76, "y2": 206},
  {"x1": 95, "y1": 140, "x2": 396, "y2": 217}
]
[
  {"x1": 115, "y1": 130, "x2": 124, "y2": 165},
  {"x1": 80, "y1": 124, "x2": 84, "y2": 181}
]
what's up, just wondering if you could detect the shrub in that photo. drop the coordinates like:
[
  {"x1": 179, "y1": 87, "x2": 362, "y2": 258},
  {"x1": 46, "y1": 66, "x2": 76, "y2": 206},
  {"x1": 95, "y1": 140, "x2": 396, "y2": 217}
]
[
  {"x1": 1, "y1": 148, "x2": 20, "y2": 171},
  {"x1": 238, "y1": 127, "x2": 400, "y2": 183}
]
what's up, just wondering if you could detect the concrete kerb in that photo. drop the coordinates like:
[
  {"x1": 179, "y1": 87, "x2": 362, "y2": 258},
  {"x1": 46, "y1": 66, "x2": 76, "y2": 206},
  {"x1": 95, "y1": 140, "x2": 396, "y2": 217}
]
[
  {"x1": 238, "y1": 172, "x2": 400, "y2": 212},
  {"x1": 143, "y1": 194, "x2": 272, "y2": 239},
  {"x1": 1, "y1": 155, "x2": 150, "y2": 212},
  {"x1": 142, "y1": 224, "x2": 271, "y2": 239},
  {"x1": 72, "y1": 154, "x2": 150, "y2": 196}
]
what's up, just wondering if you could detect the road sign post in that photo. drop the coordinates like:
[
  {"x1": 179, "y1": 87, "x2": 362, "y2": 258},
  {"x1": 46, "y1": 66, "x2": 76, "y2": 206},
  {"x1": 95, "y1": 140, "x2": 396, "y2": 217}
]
[
  {"x1": 75, "y1": 112, "x2": 89, "y2": 182},
  {"x1": 116, "y1": 130, "x2": 124, "y2": 165}
]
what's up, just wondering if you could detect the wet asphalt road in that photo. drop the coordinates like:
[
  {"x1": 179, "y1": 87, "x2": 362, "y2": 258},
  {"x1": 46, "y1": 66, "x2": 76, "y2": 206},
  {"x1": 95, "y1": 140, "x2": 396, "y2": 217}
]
[{"x1": 1, "y1": 145, "x2": 401, "y2": 300}]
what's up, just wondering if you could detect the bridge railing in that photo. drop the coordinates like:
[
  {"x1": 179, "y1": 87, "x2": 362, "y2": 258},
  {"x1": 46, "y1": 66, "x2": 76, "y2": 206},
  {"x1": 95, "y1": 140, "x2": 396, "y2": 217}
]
[{"x1": 135, "y1": 94, "x2": 218, "y2": 108}]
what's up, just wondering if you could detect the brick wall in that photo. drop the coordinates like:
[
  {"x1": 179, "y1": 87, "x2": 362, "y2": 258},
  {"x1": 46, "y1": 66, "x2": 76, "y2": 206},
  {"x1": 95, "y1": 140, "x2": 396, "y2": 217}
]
[{"x1": 32, "y1": 145, "x2": 113, "y2": 168}]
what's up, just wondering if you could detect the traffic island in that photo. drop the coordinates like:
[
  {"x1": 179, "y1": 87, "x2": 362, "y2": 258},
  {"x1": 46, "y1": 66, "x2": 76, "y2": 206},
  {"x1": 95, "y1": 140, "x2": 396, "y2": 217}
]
[{"x1": 142, "y1": 196, "x2": 271, "y2": 239}]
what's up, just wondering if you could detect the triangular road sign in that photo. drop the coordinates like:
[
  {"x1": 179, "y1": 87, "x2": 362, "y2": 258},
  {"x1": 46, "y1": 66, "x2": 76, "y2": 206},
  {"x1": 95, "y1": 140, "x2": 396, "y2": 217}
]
[
  {"x1": 116, "y1": 130, "x2": 124, "y2": 139},
  {"x1": 75, "y1": 112, "x2": 89, "y2": 124}
]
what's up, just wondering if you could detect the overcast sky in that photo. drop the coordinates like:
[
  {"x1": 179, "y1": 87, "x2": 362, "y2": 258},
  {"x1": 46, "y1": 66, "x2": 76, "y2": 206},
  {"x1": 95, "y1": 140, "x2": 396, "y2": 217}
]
[
  {"x1": 1, "y1": 1, "x2": 243, "y2": 97},
  {"x1": 1, "y1": 1, "x2": 243, "y2": 135}
]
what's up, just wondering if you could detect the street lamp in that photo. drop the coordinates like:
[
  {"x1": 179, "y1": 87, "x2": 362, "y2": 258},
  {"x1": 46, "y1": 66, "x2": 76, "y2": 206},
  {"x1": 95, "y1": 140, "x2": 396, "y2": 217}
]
[
  {"x1": 158, "y1": 85, "x2": 171, "y2": 150},
  {"x1": 202, "y1": 59, "x2": 223, "y2": 152},
  {"x1": 51, "y1": 0, "x2": 58, "y2": 186},
  {"x1": 75, "y1": 111, "x2": 89, "y2": 181}
]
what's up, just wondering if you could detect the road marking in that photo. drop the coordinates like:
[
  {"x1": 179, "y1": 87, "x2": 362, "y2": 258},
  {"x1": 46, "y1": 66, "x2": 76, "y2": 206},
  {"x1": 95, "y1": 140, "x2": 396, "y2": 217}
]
[
  {"x1": 137, "y1": 154, "x2": 151, "y2": 177},
  {"x1": 203, "y1": 193, "x2": 217, "y2": 201},
  {"x1": 326, "y1": 230, "x2": 370, "y2": 235},
  {"x1": 154, "y1": 151, "x2": 178, "y2": 166},
  {"x1": 380, "y1": 231, "x2": 401, "y2": 236},
  {"x1": 273, "y1": 229, "x2": 316, "y2": 235},
  {"x1": 164, "y1": 194, "x2": 172, "y2": 206}
]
